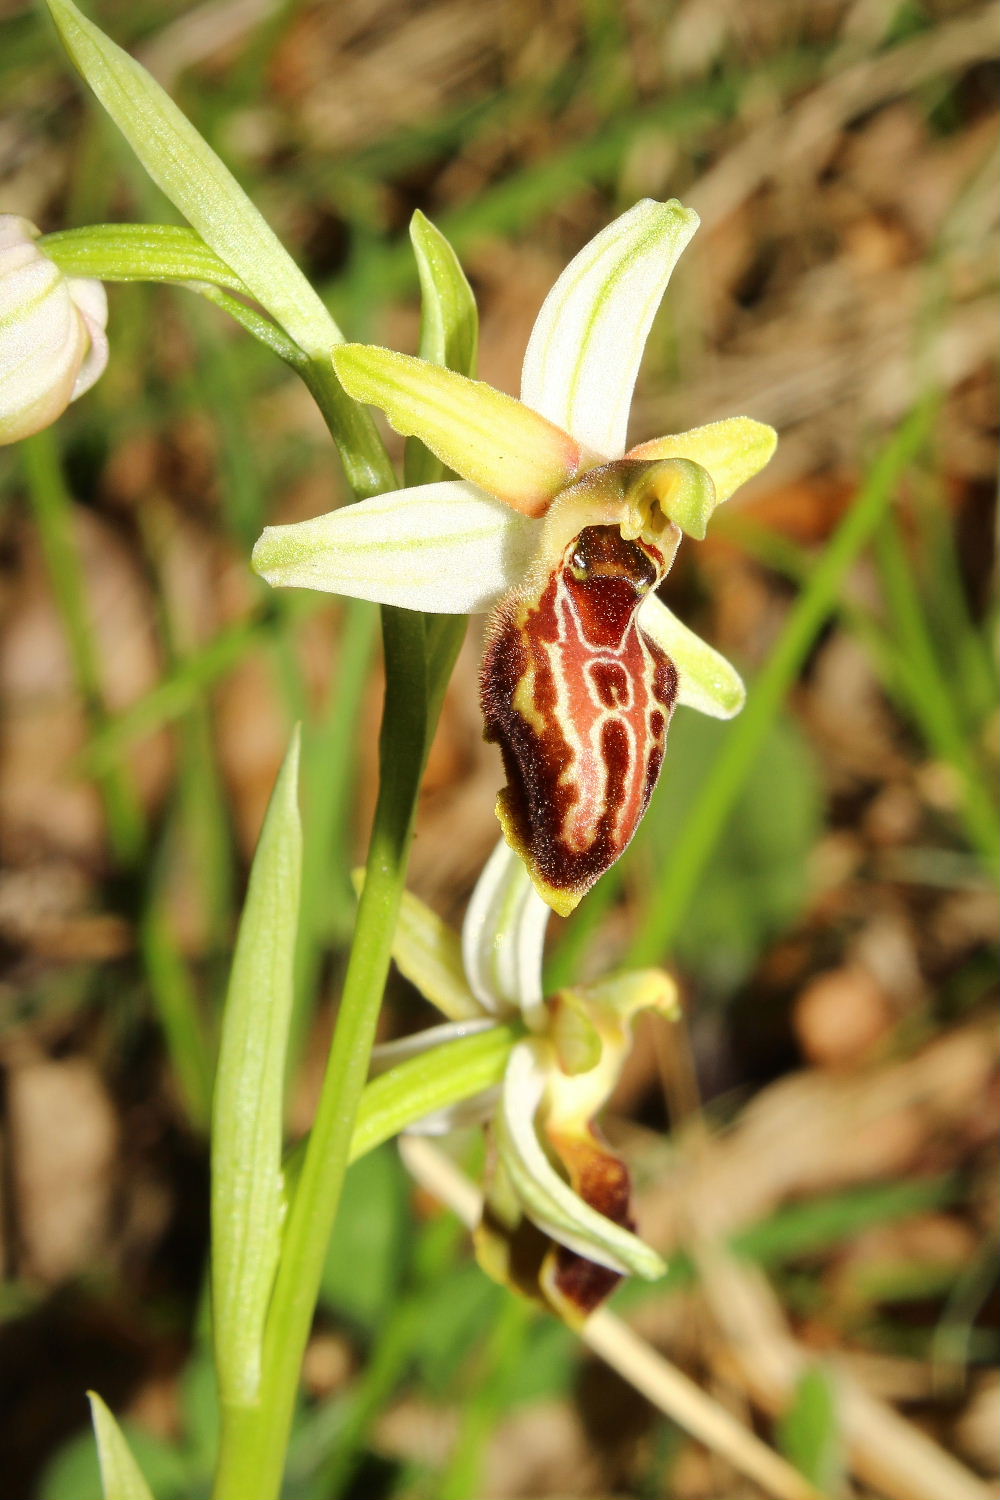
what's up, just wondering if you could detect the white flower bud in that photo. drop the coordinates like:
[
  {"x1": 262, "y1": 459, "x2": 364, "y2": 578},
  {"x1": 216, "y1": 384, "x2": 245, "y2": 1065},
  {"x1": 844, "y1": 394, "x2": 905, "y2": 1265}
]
[{"x1": 0, "y1": 215, "x2": 109, "y2": 444}]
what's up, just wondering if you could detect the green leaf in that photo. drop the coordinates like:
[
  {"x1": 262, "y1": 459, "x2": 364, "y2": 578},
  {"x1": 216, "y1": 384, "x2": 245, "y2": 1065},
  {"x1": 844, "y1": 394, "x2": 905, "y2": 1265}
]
[
  {"x1": 87, "y1": 1394, "x2": 156, "y2": 1500},
  {"x1": 778, "y1": 1366, "x2": 846, "y2": 1495},
  {"x1": 405, "y1": 211, "x2": 479, "y2": 486},
  {"x1": 211, "y1": 728, "x2": 302, "y2": 1406},
  {"x1": 212, "y1": 611, "x2": 463, "y2": 1500},
  {"x1": 736, "y1": 1176, "x2": 957, "y2": 1265},
  {"x1": 40, "y1": 1418, "x2": 190, "y2": 1500},
  {"x1": 319, "y1": 1146, "x2": 410, "y2": 1332},
  {"x1": 43, "y1": 0, "x2": 340, "y2": 358}
]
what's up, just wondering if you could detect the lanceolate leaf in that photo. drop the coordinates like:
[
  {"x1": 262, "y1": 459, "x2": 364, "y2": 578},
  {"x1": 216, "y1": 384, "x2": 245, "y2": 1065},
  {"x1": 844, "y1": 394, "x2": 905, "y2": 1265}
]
[
  {"x1": 211, "y1": 729, "x2": 302, "y2": 1406},
  {"x1": 44, "y1": 0, "x2": 340, "y2": 359}
]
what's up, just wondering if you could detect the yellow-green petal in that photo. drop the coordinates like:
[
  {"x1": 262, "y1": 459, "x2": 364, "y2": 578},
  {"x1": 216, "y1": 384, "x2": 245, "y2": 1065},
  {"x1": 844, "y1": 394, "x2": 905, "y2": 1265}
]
[
  {"x1": 627, "y1": 416, "x2": 777, "y2": 506},
  {"x1": 333, "y1": 344, "x2": 588, "y2": 516}
]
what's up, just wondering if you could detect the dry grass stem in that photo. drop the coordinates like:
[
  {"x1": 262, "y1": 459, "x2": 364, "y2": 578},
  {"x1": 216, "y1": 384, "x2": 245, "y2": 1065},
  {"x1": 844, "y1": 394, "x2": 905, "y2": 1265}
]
[{"x1": 399, "y1": 1138, "x2": 826, "y2": 1500}]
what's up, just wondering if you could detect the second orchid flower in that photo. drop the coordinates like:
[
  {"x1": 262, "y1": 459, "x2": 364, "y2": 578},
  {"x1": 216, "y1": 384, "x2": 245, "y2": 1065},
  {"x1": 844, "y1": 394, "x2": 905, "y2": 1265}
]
[{"x1": 372, "y1": 839, "x2": 678, "y2": 1323}]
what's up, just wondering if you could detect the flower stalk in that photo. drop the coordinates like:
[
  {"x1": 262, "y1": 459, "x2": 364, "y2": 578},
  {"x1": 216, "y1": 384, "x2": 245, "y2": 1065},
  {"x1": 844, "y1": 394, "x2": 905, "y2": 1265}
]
[{"x1": 213, "y1": 610, "x2": 465, "y2": 1500}]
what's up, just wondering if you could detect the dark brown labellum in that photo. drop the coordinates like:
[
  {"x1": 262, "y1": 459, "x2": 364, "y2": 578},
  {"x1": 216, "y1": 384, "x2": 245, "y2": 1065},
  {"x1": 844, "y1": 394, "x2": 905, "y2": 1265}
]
[{"x1": 481, "y1": 524, "x2": 677, "y2": 914}]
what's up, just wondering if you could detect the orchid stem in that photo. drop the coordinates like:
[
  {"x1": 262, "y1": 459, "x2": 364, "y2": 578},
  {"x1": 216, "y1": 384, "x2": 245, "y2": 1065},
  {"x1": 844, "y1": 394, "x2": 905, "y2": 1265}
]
[
  {"x1": 213, "y1": 605, "x2": 464, "y2": 1500},
  {"x1": 208, "y1": 327, "x2": 465, "y2": 1497}
]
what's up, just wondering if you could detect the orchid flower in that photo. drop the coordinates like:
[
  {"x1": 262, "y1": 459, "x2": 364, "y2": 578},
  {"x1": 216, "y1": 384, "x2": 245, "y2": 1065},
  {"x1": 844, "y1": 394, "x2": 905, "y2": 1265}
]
[
  {"x1": 0, "y1": 215, "x2": 108, "y2": 444},
  {"x1": 372, "y1": 839, "x2": 678, "y2": 1324},
  {"x1": 254, "y1": 200, "x2": 777, "y2": 914}
]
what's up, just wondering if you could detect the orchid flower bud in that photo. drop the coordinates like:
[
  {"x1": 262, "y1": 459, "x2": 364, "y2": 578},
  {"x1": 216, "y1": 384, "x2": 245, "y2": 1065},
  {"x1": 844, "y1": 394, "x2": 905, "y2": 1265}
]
[{"x1": 0, "y1": 215, "x2": 109, "y2": 445}]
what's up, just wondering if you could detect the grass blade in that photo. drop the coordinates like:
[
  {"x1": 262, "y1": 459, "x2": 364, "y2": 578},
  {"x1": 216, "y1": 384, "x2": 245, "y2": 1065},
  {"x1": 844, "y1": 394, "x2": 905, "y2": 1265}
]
[
  {"x1": 625, "y1": 405, "x2": 936, "y2": 966},
  {"x1": 88, "y1": 1393, "x2": 156, "y2": 1500}
]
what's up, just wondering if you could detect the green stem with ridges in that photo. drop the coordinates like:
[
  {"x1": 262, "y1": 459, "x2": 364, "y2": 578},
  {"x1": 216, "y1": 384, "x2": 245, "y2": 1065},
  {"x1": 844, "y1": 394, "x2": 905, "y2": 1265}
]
[{"x1": 212, "y1": 610, "x2": 465, "y2": 1500}]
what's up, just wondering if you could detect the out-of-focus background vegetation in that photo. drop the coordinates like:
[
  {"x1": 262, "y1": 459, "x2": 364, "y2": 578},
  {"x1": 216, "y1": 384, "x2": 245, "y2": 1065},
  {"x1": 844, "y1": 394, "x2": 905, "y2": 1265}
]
[{"x1": 0, "y1": 0, "x2": 997, "y2": 1496}]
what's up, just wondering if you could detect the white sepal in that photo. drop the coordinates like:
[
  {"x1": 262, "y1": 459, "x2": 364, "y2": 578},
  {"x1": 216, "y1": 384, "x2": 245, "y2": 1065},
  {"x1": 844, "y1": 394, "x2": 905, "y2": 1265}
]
[
  {"x1": 462, "y1": 839, "x2": 550, "y2": 1027},
  {"x1": 495, "y1": 1042, "x2": 666, "y2": 1280},
  {"x1": 521, "y1": 198, "x2": 699, "y2": 462},
  {"x1": 639, "y1": 595, "x2": 746, "y2": 719},
  {"x1": 253, "y1": 481, "x2": 536, "y2": 614}
]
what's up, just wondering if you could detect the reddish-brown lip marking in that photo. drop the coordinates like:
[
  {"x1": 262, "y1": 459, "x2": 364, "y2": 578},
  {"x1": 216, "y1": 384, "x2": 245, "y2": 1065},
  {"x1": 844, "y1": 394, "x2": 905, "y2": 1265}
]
[
  {"x1": 543, "y1": 1122, "x2": 636, "y2": 1319},
  {"x1": 481, "y1": 524, "x2": 678, "y2": 911}
]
